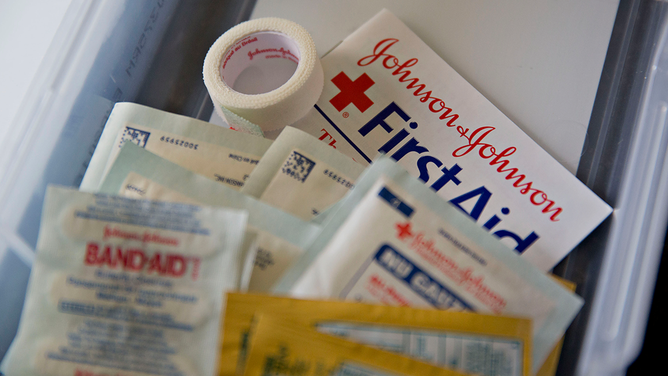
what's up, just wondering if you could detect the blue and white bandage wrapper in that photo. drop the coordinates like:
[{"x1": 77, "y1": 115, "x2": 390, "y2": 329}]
[{"x1": 203, "y1": 18, "x2": 324, "y2": 136}]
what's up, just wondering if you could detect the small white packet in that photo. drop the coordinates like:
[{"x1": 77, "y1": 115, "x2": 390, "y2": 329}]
[
  {"x1": 80, "y1": 102, "x2": 272, "y2": 191},
  {"x1": 236, "y1": 230, "x2": 260, "y2": 292},
  {"x1": 278, "y1": 156, "x2": 583, "y2": 374},
  {"x1": 242, "y1": 127, "x2": 365, "y2": 220},
  {"x1": 99, "y1": 143, "x2": 322, "y2": 292},
  {"x1": 98, "y1": 172, "x2": 258, "y2": 291},
  {"x1": 0, "y1": 186, "x2": 248, "y2": 376}
]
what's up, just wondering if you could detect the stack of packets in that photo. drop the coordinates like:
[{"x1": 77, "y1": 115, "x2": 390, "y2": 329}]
[{"x1": 0, "y1": 9, "x2": 612, "y2": 376}]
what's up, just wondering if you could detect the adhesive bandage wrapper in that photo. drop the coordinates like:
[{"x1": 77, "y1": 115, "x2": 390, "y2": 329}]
[
  {"x1": 0, "y1": 186, "x2": 248, "y2": 376},
  {"x1": 203, "y1": 18, "x2": 324, "y2": 135},
  {"x1": 80, "y1": 102, "x2": 272, "y2": 192},
  {"x1": 99, "y1": 143, "x2": 321, "y2": 292}
]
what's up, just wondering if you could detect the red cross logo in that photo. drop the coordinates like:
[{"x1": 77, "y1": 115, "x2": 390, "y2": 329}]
[
  {"x1": 329, "y1": 72, "x2": 375, "y2": 113},
  {"x1": 395, "y1": 221, "x2": 414, "y2": 240}
]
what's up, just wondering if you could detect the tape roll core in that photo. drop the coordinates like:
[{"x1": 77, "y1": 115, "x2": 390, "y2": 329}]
[
  {"x1": 220, "y1": 31, "x2": 300, "y2": 95},
  {"x1": 204, "y1": 18, "x2": 324, "y2": 135}
]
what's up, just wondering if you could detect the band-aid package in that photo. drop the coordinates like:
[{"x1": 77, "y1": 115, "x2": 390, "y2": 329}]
[
  {"x1": 222, "y1": 293, "x2": 532, "y2": 376},
  {"x1": 242, "y1": 127, "x2": 364, "y2": 220},
  {"x1": 243, "y1": 315, "x2": 467, "y2": 376},
  {"x1": 277, "y1": 156, "x2": 582, "y2": 373},
  {"x1": 99, "y1": 142, "x2": 321, "y2": 292},
  {"x1": 0, "y1": 186, "x2": 248, "y2": 376},
  {"x1": 80, "y1": 102, "x2": 272, "y2": 192}
]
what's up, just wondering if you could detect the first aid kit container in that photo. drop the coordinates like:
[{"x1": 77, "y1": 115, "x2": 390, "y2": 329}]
[{"x1": 1, "y1": 1, "x2": 667, "y2": 375}]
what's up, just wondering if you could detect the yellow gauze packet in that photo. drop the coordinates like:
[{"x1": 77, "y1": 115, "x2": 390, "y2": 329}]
[
  {"x1": 243, "y1": 315, "x2": 468, "y2": 376},
  {"x1": 221, "y1": 293, "x2": 532, "y2": 376}
]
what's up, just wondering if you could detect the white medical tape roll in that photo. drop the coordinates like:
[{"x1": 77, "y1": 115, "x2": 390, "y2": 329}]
[{"x1": 203, "y1": 18, "x2": 324, "y2": 136}]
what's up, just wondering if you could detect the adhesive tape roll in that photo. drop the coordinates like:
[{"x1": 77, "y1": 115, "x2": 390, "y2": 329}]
[{"x1": 203, "y1": 18, "x2": 324, "y2": 136}]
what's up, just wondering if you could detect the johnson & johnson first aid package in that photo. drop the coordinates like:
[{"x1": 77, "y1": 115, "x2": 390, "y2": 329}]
[
  {"x1": 99, "y1": 143, "x2": 321, "y2": 292},
  {"x1": 0, "y1": 186, "x2": 248, "y2": 376},
  {"x1": 277, "y1": 156, "x2": 582, "y2": 373},
  {"x1": 292, "y1": 9, "x2": 612, "y2": 271},
  {"x1": 80, "y1": 102, "x2": 272, "y2": 192}
]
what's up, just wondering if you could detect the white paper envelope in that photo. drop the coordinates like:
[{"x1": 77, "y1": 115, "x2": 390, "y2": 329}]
[{"x1": 292, "y1": 9, "x2": 612, "y2": 270}]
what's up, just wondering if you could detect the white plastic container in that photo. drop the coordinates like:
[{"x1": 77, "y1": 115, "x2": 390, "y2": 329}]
[
  {"x1": 0, "y1": 0, "x2": 254, "y2": 360},
  {"x1": 1, "y1": 1, "x2": 667, "y2": 375}
]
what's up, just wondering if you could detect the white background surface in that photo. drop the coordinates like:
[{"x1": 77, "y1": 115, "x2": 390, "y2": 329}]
[
  {"x1": 0, "y1": 0, "x2": 72, "y2": 156},
  {"x1": 249, "y1": 0, "x2": 619, "y2": 173},
  {"x1": 1, "y1": 0, "x2": 619, "y2": 174}
]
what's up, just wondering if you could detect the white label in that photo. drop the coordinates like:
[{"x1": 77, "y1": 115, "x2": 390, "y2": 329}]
[
  {"x1": 107, "y1": 122, "x2": 260, "y2": 190},
  {"x1": 120, "y1": 172, "x2": 202, "y2": 205},
  {"x1": 260, "y1": 148, "x2": 355, "y2": 220}
]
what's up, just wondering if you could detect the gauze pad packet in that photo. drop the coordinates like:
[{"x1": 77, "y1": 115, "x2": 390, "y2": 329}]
[
  {"x1": 534, "y1": 276, "x2": 577, "y2": 376},
  {"x1": 278, "y1": 156, "x2": 582, "y2": 373},
  {"x1": 80, "y1": 102, "x2": 272, "y2": 191},
  {"x1": 0, "y1": 186, "x2": 248, "y2": 376},
  {"x1": 242, "y1": 127, "x2": 364, "y2": 220},
  {"x1": 242, "y1": 315, "x2": 467, "y2": 376},
  {"x1": 222, "y1": 293, "x2": 532, "y2": 376},
  {"x1": 99, "y1": 143, "x2": 321, "y2": 292}
]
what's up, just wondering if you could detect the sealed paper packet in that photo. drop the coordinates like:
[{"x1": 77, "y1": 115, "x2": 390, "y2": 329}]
[
  {"x1": 0, "y1": 186, "x2": 248, "y2": 376},
  {"x1": 98, "y1": 163, "x2": 258, "y2": 291},
  {"x1": 243, "y1": 315, "x2": 467, "y2": 376},
  {"x1": 291, "y1": 9, "x2": 612, "y2": 271},
  {"x1": 242, "y1": 127, "x2": 365, "y2": 220},
  {"x1": 276, "y1": 156, "x2": 582, "y2": 374},
  {"x1": 534, "y1": 276, "x2": 577, "y2": 376},
  {"x1": 99, "y1": 143, "x2": 321, "y2": 292},
  {"x1": 80, "y1": 102, "x2": 272, "y2": 191},
  {"x1": 221, "y1": 293, "x2": 532, "y2": 376},
  {"x1": 235, "y1": 230, "x2": 260, "y2": 292}
]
